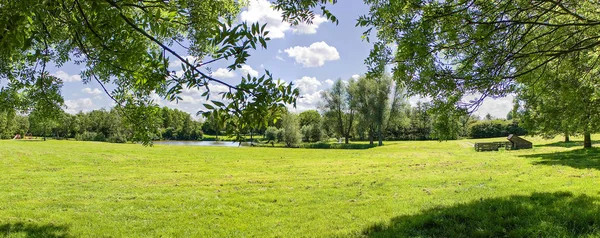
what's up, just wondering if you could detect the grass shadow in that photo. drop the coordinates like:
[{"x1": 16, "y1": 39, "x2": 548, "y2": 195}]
[
  {"x1": 538, "y1": 140, "x2": 600, "y2": 148},
  {"x1": 0, "y1": 222, "x2": 71, "y2": 238},
  {"x1": 361, "y1": 192, "x2": 600, "y2": 237},
  {"x1": 520, "y1": 148, "x2": 600, "y2": 170}
]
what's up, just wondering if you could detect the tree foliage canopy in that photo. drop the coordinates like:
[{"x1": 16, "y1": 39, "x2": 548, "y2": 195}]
[{"x1": 356, "y1": 0, "x2": 600, "y2": 109}]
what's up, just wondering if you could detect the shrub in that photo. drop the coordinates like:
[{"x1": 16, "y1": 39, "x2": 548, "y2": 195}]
[
  {"x1": 309, "y1": 123, "x2": 323, "y2": 142},
  {"x1": 281, "y1": 113, "x2": 301, "y2": 147},
  {"x1": 107, "y1": 133, "x2": 128, "y2": 143},
  {"x1": 301, "y1": 124, "x2": 323, "y2": 142},
  {"x1": 190, "y1": 129, "x2": 203, "y2": 140},
  {"x1": 75, "y1": 131, "x2": 106, "y2": 142},
  {"x1": 276, "y1": 128, "x2": 285, "y2": 142},
  {"x1": 301, "y1": 125, "x2": 312, "y2": 142},
  {"x1": 265, "y1": 127, "x2": 279, "y2": 142},
  {"x1": 468, "y1": 120, "x2": 527, "y2": 138}
]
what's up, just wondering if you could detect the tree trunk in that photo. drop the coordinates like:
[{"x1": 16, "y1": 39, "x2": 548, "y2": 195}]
[
  {"x1": 584, "y1": 132, "x2": 592, "y2": 149},
  {"x1": 378, "y1": 125, "x2": 383, "y2": 146},
  {"x1": 345, "y1": 110, "x2": 354, "y2": 144},
  {"x1": 564, "y1": 133, "x2": 570, "y2": 143},
  {"x1": 369, "y1": 126, "x2": 374, "y2": 145}
]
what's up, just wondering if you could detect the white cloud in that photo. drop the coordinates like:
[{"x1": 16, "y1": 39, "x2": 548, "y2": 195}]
[
  {"x1": 52, "y1": 71, "x2": 81, "y2": 83},
  {"x1": 82, "y1": 87, "x2": 102, "y2": 95},
  {"x1": 64, "y1": 98, "x2": 95, "y2": 114},
  {"x1": 408, "y1": 95, "x2": 432, "y2": 107},
  {"x1": 351, "y1": 74, "x2": 360, "y2": 80},
  {"x1": 240, "y1": 64, "x2": 259, "y2": 77},
  {"x1": 470, "y1": 94, "x2": 514, "y2": 119},
  {"x1": 294, "y1": 76, "x2": 322, "y2": 94},
  {"x1": 169, "y1": 56, "x2": 198, "y2": 69},
  {"x1": 287, "y1": 76, "x2": 342, "y2": 112},
  {"x1": 324, "y1": 79, "x2": 334, "y2": 87},
  {"x1": 284, "y1": 41, "x2": 340, "y2": 67},
  {"x1": 293, "y1": 91, "x2": 323, "y2": 112},
  {"x1": 211, "y1": 68, "x2": 235, "y2": 78},
  {"x1": 150, "y1": 92, "x2": 163, "y2": 105},
  {"x1": 292, "y1": 15, "x2": 328, "y2": 34},
  {"x1": 240, "y1": 0, "x2": 327, "y2": 39},
  {"x1": 240, "y1": 0, "x2": 290, "y2": 39},
  {"x1": 408, "y1": 94, "x2": 514, "y2": 119}
]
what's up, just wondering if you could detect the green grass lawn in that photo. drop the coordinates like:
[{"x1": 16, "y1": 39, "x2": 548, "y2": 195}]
[{"x1": 1, "y1": 136, "x2": 600, "y2": 237}]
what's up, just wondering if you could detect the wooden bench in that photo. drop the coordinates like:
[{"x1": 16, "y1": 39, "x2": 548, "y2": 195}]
[
  {"x1": 475, "y1": 142, "x2": 512, "y2": 152},
  {"x1": 475, "y1": 142, "x2": 500, "y2": 151}
]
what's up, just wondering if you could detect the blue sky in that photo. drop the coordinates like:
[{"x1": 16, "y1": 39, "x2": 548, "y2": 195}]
[{"x1": 43, "y1": 0, "x2": 513, "y2": 119}]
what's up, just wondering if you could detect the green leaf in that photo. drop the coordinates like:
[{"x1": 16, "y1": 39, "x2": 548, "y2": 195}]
[{"x1": 204, "y1": 104, "x2": 215, "y2": 110}]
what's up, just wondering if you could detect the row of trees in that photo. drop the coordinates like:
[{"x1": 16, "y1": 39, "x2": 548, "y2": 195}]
[
  {"x1": 0, "y1": 107, "x2": 203, "y2": 142},
  {"x1": 320, "y1": 76, "x2": 405, "y2": 145},
  {"x1": 237, "y1": 75, "x2": 527, "y2": 148},
  {"x1": 316, "y1": 76, "x2": 527, "y2": 145},
  {"x1": 2, "y1": 100, "x2": 526, "y2": 146}
]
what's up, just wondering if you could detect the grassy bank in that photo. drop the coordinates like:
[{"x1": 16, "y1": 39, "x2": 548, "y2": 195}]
[{"x1": 1, "y1": 136, "x2": 599, "y2": 237}]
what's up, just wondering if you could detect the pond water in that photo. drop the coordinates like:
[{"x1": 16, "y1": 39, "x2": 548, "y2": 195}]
[{"x1": 153, "y1": 141, "x2": 248, "y2": 147}]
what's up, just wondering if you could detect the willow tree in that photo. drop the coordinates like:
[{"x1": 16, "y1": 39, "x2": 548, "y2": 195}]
[
  {"x1": 320, "y1": 79, "x2": 356, "y2": 144},
  {"x1": 1, "y1": 0, "x2": 339, "y2": 144},
  {"x1": 353, "y1": 74, "x2": 408, "y2": 146}
]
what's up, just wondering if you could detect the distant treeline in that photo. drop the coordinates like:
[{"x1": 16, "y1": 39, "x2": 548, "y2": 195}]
[
  {"x1": 255, "y1": 107, "x2": 527, "y2": 148},
  {"x1": 385, "y1": 105, "x2": 527, "y2": 140},
  {"x1": 0, "y1": 105, "x2": 526, "y2": 144},
  {"x1": 0, "y1": 107, "x2": 202, "y2": 142}
]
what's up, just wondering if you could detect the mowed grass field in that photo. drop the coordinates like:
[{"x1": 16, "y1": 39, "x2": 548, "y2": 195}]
[{"x1": 1, "y1": 136, "x2": 600, "y2": 237}]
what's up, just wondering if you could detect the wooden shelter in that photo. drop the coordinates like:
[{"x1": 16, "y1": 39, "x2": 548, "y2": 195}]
[
  {"x1": 507, "y1": 134, "x2": 532, "y2": 150},
  {"x1": 474, "y1": 135, "x2": 532, "y2": 152}
]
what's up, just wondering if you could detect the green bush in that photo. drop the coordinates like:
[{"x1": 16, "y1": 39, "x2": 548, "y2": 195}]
[
  {"x1": 75, "y1": 131, "x2": 106, "y2": 142},
  {"x1": 265, "y1": 127, "x2": 279, "y2": 142},
  {"x1": 281, "y1": 113, "x2": 301, "y2": 147},
  {"x1": 107, "y1": 133, "x2": 128, "y2": 143},
  {"x1": 301, "y1": 125, "x2": 310, "y2": 142},
  {"x1": 468, "y1": 120, "x2": 527, "y2": 138},
  {"x1": 301, "y1": 124, "x2": 323, "y2": 142},
  {"x1": 276, "y1": 128, "x2": 285, "y2": 142}
]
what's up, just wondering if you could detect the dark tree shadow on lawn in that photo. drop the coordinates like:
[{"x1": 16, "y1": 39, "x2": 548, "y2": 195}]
[
  {"x1": 520, "y1": 148, "x2": 600, "y2": 170},
  {"x1": 361, "y1": 192, "x2": 600, "y2": 237},
  {"x1": 0, "y1": 222, "x2": 71, "y2": 238},
  {"x1": 538, "y1": 140, "x2": 600, "y2": 148}
]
